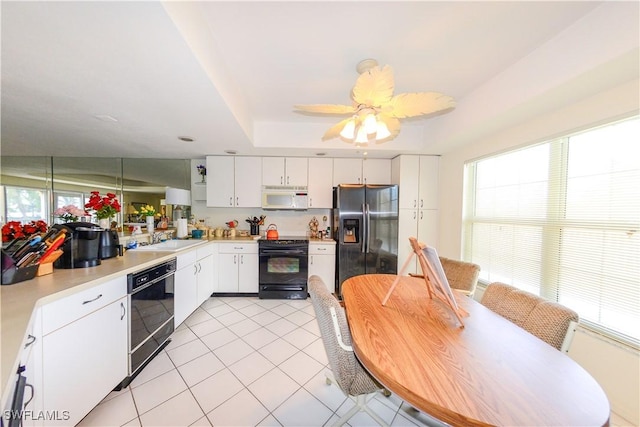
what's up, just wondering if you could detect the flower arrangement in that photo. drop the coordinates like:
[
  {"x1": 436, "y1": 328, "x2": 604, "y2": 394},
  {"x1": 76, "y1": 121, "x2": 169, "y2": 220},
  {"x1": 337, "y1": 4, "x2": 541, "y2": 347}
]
[
  {"x1": 54, "y1": 204, "x2": 86, "y2": 223},
  {"x1": 139, "y1": 204, "x2": 156, "y2": 217},
  {"x1": 85, "y1": 191, "x2": 121, "y2": 220},
  {"x1": 2, "y1": 220, "x2": 48, "y2": 243}
]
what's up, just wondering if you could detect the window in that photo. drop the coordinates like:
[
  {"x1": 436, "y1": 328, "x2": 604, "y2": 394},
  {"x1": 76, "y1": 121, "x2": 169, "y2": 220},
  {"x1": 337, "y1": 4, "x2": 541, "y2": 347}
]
[
  {"x1": 463, "y1": 116, "x2": 640, "y2": 345},
  {"x1": 3, "y1": 185, "x2": 48, "y2": 223}
]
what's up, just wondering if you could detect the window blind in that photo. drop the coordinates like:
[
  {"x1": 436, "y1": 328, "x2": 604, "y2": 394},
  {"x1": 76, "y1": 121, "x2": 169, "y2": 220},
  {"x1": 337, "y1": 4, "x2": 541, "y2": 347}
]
[{"x1": 463, "y1": 116, "x2": 640, "y2": 345}]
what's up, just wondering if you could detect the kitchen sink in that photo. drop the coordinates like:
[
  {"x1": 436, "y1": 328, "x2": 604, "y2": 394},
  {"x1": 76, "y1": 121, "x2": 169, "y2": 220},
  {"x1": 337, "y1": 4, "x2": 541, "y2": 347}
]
[{"x1": 130, "y1": 239, "x2": 208, "y2": 252}]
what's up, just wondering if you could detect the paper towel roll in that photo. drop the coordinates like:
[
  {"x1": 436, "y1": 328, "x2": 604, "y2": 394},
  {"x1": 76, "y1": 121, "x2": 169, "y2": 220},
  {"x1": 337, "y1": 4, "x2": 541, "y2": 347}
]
[{"x1": 177, "y1": 218, "x2": 188, "y2": 238}]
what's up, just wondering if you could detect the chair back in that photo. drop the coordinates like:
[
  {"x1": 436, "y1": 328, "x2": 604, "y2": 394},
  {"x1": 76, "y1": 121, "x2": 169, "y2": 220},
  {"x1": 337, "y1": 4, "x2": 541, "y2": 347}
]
[
  {"x1": 481, "y1": 282, "x2": 579, "y2": 350},
  {"x1": 308, "y1": 275, "x2": 380, "y2": 396},
  {"x1": 439, "y1": 256, "x2": 480, "y2": 296}
]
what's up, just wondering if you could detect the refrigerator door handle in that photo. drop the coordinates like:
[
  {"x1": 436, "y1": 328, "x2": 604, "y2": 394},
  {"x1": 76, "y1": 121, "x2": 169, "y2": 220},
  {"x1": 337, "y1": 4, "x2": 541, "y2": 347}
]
[
  {"x1": 365, "y1": 203, "x2": 371, "y2": 253},
  {"x1": 361, "y1": 203, "x2": 367, "y2": 253}
]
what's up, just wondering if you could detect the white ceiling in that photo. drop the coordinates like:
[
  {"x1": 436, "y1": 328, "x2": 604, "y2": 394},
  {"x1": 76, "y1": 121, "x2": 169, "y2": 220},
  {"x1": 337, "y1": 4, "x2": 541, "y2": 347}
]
[{"x1": 1, "y1": 1, "x2": 638, "y2": 160}]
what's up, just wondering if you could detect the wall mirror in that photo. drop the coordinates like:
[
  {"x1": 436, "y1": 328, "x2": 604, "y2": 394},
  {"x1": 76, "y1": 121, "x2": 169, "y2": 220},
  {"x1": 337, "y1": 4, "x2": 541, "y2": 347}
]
[{"x1": 1, "y1": 156, "x2": 190, "y2": 226}]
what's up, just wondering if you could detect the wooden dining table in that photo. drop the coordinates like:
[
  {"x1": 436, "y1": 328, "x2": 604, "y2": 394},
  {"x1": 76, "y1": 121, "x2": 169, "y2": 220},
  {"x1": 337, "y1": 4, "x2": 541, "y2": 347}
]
[{"x1": 342, "y1": 274, "x2": 610, "y2": 427}]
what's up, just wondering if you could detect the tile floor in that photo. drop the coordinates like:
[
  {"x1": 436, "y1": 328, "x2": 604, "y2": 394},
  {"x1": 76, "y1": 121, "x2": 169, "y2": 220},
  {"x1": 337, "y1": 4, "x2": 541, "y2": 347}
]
[
  {"x1": 78, "y1": 296, "x2": 632, "y2": 427},
  {"x1": 78, "y1": 296, "x2": 434, "y2": 427}
]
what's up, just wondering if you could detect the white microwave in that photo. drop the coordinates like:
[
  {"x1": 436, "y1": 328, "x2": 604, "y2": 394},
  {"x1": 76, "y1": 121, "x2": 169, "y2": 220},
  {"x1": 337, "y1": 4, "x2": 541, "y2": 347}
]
[{"x1": 261, "y1": 186, "x2": 308, "y2": 210}]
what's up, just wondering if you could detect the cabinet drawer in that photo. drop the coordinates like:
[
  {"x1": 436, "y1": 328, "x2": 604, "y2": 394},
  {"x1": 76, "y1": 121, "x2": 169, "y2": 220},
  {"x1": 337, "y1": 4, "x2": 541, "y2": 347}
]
[
  {"x1": 196, "y1": 242, "x2": 216, "y2": 259},
  {"x1": 41, "y1": 276, "x2": 127, "y2": 335},
  {"x1": 219, "y1": 243, "x2": 258, "y2": 254},
  {"x1": 177, "y1": 250, "x2": 197, "y2": 269},
  {"x1": 309, "y1": 243, "x2": 336, "y2": 255}
]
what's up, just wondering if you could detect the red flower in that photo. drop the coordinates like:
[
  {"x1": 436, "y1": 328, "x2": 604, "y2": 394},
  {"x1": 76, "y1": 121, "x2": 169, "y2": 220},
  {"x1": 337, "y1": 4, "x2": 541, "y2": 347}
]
[
  {"x1": 85, "y1": 191, "x2": 121, "y2": 220},
  {"x1": 2, "y1": 220, "x2": 48, "y2": 242}
]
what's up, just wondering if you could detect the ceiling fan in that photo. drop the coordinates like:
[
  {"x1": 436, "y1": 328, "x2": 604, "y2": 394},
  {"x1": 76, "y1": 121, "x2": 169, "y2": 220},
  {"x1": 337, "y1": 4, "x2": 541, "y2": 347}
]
[{"x1": 294, "y1": 59, "x2": 456, "y2": 145}]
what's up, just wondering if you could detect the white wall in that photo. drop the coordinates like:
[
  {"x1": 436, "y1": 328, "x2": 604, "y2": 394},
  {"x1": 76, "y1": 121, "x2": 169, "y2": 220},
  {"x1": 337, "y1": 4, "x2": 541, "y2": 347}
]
[{"x1": 439, "y1": 79, "x2": 640, "y2": 424}]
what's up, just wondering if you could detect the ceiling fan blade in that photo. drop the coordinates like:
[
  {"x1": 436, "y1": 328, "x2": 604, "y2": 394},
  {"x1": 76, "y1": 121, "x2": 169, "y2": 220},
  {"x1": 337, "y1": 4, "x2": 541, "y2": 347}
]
[
  {"x1": 351, "y1": 65, "x2": 394, "y2": 107},
  {"x1": 294, "y1": 104, "x2": 355, "y2": 115},
  {"x1": 322, "y1": 118, "x2": 353, "y2": 141},
  {"x1": 388, "y1": 92, "x2": 456, "y2": 118}
]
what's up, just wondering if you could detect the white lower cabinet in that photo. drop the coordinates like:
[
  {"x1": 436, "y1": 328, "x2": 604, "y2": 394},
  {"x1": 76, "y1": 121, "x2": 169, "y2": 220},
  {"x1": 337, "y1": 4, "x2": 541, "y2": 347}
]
[
  {"x1": 175, "y1": 243, "x2": 217, "y2": 326},
  {"x1": 40, "y1": 277, "x2": 128, "y2": 426},
  {"x1": 308, "y1": 242, "x2": 336, "y2": 293},
  {"x1": 218, "y1": 243, "x2": 258, "y2": 293}
]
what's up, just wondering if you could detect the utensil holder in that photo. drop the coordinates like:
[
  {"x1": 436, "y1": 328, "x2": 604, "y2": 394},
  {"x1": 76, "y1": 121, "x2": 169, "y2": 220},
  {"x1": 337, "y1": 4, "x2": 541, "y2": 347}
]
[
  {"x1": 1, "y1": 249, "x2": 38, "y2": 285},
  {"x1": 250, "y1": 224, "x2": 259, "y2": 236}
]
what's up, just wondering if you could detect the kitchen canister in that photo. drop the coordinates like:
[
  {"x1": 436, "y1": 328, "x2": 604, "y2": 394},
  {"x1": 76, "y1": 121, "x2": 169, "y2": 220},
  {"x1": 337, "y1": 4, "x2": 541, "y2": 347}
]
[{"x1": 176, "y1": 218, "x2": 188, "y2": 238}]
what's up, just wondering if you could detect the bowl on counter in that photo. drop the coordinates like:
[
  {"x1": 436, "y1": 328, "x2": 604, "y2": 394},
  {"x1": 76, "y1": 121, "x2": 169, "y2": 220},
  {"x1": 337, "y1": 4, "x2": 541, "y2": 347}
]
[{"x1": 191, "y1": 229, "x2": 205, "y2": 239}]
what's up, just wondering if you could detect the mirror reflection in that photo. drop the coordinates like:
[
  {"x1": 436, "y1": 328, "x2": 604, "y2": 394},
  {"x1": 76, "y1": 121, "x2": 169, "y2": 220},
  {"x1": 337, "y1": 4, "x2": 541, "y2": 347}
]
[{"x1": 1, "y1": 157, "x2": 190, "y2": 231}]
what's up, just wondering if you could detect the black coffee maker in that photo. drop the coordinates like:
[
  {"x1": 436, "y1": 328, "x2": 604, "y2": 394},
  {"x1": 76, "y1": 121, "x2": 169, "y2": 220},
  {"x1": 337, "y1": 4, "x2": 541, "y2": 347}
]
[
  {"x1": 53, "y1": 222, "x2": 102, "y2": 269},
  {"x1": 98, "y1": 229, "x2": 122, "y2": 259}
]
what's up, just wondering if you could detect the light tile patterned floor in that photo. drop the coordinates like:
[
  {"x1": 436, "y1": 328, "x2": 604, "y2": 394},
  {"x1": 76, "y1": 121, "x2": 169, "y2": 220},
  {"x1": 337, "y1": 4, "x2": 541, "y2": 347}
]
[{"x1": 78, "y1": 297, "x2": 434, "y2": 427}]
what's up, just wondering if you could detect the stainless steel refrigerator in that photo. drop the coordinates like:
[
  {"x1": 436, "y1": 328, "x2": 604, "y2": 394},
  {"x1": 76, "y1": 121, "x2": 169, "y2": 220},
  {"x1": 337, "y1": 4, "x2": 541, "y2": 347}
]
[{"x1": 333, "y1": 184, "x2": 399, "y2": 296}]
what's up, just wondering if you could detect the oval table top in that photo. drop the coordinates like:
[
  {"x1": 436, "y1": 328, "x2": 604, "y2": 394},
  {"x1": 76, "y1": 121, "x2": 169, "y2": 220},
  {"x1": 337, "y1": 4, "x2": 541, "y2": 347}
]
[{"x1": 342, "y1": 274, "x2": 610, "y2": 427}]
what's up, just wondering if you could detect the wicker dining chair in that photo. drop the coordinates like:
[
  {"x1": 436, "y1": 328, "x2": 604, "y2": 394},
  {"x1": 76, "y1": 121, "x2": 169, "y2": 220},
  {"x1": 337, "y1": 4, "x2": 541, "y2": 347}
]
[
  {"x1": 308, "y1": 275, "x2": 390, "y2": 427},
  {"x1": 410, "y1": 256, "x2": 480, "y2": 297},
  {"x1": 481, "y1": 282, "x2": 579, "y2": 351}
]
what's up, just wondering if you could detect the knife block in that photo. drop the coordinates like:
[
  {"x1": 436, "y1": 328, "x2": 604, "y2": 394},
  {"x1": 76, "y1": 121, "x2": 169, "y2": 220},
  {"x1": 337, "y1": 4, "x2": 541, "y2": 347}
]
[{"x1": 1, "y1": 249, "x2": 38, "y2": 285}]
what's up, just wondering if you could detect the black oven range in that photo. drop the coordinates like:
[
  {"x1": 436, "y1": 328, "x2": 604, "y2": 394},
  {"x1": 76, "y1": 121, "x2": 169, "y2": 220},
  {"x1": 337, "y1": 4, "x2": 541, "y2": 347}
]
[{"x1": 258, "y1": 237, "x2": 308, "y2": 299}]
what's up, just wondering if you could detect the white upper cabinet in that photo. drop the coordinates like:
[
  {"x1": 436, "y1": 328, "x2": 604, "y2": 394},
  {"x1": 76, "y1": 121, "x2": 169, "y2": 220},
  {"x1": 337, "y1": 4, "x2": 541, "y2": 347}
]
[
  {"x1": 307, "y1": 157, "x2": 333, "y2": 208},
  {"x1": 392, "y1": 155, "x2": 438, "y2": 209},
  {"x1": 333, "y1": 158, "x2": 362, "y2": 185},
  {"x1": 362, "y1": 158, "x2": 391, "y2": 184},
  {"x1": 333, "y1": 158, "x2": 392, "y2": 186},
  {"x1": 262, "y1": 157, "x2": 308, "y2": 186},
  {"x1": 206, "y1": 156, "x2": 262, "y2": 207}
]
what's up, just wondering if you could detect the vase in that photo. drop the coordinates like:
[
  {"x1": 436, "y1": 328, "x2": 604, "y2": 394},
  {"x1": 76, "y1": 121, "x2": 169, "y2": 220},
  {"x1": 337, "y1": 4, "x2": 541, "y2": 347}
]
[
  {"x1": 146, "y1": 216, "x2": 155, "y2": 235},
  {"x1": 98, "y1": 218, "x2": 110, "y2": 230}
]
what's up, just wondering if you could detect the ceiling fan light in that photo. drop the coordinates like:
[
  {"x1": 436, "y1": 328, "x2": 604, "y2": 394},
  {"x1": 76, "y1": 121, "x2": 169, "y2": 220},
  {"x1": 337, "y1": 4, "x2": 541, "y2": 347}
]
[
  {"x1": 363, "y1": 114, "x2": 377, "y2": 134},
  {"x1": 355, "y1": 126, "x2": 369, "y2": 144},
  {"x1": 376, "y1": 120, "x2": 391, "y2": 140},
  {"x1": 340, "y1": 119, "x2": 356, "y2": 139}
]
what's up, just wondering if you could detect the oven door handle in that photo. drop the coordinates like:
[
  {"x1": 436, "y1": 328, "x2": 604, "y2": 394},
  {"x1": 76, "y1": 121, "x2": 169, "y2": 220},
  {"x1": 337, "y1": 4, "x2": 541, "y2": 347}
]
[
  {"x1": 259, "y1": 249, "x2": 307, "y2": 255},
  {"x1": 130, "y1": 271, "x2": 175, "y2": 294}
]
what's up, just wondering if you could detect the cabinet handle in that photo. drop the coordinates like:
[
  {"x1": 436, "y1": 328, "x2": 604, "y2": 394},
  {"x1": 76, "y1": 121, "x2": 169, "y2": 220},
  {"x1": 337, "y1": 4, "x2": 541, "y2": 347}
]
[
  {"x1": 317, "y1": 247, "x2": 327, "y2": 251},
  {"x1": 310, "y1": 255, "x2": 314, "y2": 265},
  {"x1": 120, "y1": 301, "x2": 126, "y2": 321},
  {"x1": 413, "y1": 200, "x2": 417, "y2": 208},
  {"x1": 82, "y1": 294, "x2": 103, "y2": 305},
  {"x1": 286, "y1": 176, "x2": 290, "y2": 185},
  {"x1": 198, "y1": 263, "x2": 202, "y2": 273},
  {"x1": 281, "y1": 176, "x2": 283, "y2": 185},
  {"x1": 420, "y1": 199, "x2": 424, "y2": 208},
  {"x1": 420, "y1": 211, "x2": 423, "y2": 220},
  {"x1": 234, "y1": 255, "x2": 237, "y2": 264},
  {"x1": 413, "y1": 211, "x2": 416, "y2": 220},
  {"x1": 23, "y1": 382, "x2": 34, "y2": 408},
  {"x1": 309, "y1": 198, "x2": 313, "y2": 207},
  {"x1": 24, "y1": 334, "x2": 36, "y2": 348},
  {"x1": 240, "y1": 255, "x2": 244, "y2": 264},
  {"x1": 229, "y1": 197, "x2": 233, "y2": 206},
  {"x1": 236, "y1": 196, "x2": 239, "y2": 206}
]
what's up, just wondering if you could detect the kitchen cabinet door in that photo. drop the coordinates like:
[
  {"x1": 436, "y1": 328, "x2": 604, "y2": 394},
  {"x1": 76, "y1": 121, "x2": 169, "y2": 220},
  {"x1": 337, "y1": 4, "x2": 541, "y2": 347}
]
[
  {"x1": 397, "y1": 209, "x2": 419, "y2": 275},
  {"x1": 41, "y1": 296, "x2": 127, "y2": 426},
  {"x1": 175, "y1": 261, "x2": 198, "y2": 326},
  {"x1": 284, "y1": 157, "x2": 308, "y2": 186},
  {"x1": 262, "y1": 157, "x2": 286, "y2": 186},
  {"x1": 333, "y1": 158, "x2": 363, "y2": 186},
  {"x1": 237, "y1": 252, "x2": 259, "y2": 293},
  {"x1": 363, "y1": 158, "x2": 391, "y2": 184},
  {"x1": 308, "y1": 243, "x2": 336, "y2": 293},
  {"x1": 418, "y1": 156, "x2": 439, "y2": 210},
  {"x1": 234, "y1": 157, "x2": 262, "y2": 207},
  {"x1": 307, "y1": 157, "x2": 333, "y2": 208},
  {"x1": 218, "y1": 253, "x2": 240, "y2": 292},
  {"x1": 196, "y1": 254, "x2": 215, "y2": 306},
  {"x1": 418, "y1": 209, "x2": 439, "y2": 251},
  {"x1": 392, "y1": 155, "x2": 420, "y2": 209},
  {"x1": 207, "y1": 156, "x2": 235, "y2": 207}
]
